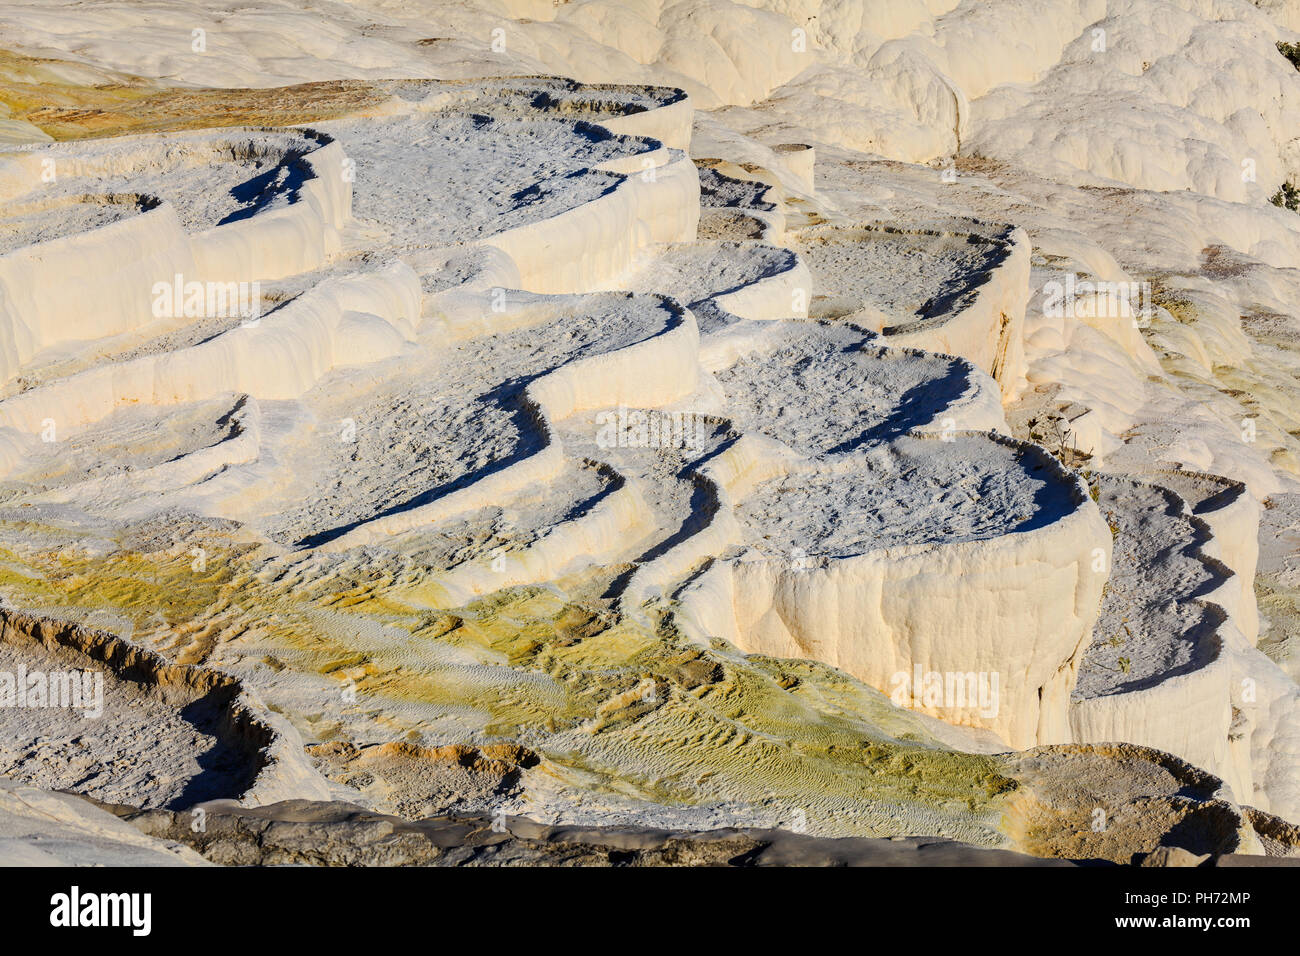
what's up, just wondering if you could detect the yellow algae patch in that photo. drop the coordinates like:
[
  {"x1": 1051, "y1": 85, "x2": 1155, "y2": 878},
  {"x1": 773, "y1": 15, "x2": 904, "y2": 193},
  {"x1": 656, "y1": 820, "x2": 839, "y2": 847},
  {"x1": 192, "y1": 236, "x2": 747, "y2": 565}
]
[
  {"x1": 0, "y1": 523, "x2": 1023, "y2": 844},
  {"x1": 546, "y1": 644, "x2": 1020, "y2": 819},
  {"x1": 0, "y1": 49, "x2": 389, "y2": 142}
]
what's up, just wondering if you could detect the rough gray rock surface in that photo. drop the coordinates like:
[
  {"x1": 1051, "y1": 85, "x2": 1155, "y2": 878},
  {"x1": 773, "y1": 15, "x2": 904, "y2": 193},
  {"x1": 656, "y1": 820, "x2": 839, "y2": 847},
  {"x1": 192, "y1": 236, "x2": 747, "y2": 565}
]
[{"x1": 111, "y1": 798, "x2": 1074, "y2": 867}]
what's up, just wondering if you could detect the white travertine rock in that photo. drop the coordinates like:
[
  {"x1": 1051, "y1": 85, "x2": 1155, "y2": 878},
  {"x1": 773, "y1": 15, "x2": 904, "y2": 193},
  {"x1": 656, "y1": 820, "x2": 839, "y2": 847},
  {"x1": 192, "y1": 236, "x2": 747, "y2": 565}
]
[
  {"x1": 483, "y1": 150, "x2": 701, "y2": 293},
  {"x1": 0, "y1": 203, "x2": 197, "y2": 382},
  {"x1": 0, "y1": 261, "x2": 421, "y2": 471},
  {"x1": 0, "y1": 3, "x2": 1297, "y2": 853},
  {"x1": 1070, "y1": 632, "x2": 1238, "y2": 800},
  {"x1": 790, "y1": 221, "x2": 1032, "y2": 400},
  {"x1": 1064, "y1": 474, "x2": 1290, "y2": 812},
  {"x1": 428, "y1": 480, "x2": 655, "y2": 605},
  {"x1": 884, "y1": 225, "x2": 1031, "y2": 402},
  {"x1": 601, "y1": 91, "x2": 695, "y2": 151},
  {"x1": 0, "y1": 128, "x2": 353, "y2": 386},
  {"x1": 1150, "y1": 469, "x2": 1263, "y2": 644},
  {"x1": 773, "y1": 144, "x2": 816, "y2": 194},
  {"x1": 623, "y1": 432, "x2": 797, "y2": 612},
  {"x1": 190, "y1": 135, "x2": 352, "y2": 282},
  {"x1": 323, "y1": 298, "x2": 700, "y2": 552},
  {"x1": 676, "y1": 434, "x2": 1110, "y2": 749}
]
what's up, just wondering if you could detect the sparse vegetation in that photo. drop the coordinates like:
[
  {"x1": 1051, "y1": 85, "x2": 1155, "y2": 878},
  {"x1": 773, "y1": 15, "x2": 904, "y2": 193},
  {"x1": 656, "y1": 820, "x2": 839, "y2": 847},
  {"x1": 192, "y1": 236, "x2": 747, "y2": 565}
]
[
  {"x1": 1083, "y1": 470, "x2": 1100, "y2": 503},
  {"x1": 1278, "y1": 41, "x2": 1300, "y2": 71},
  {"x1": 1270, "y1": 181, "x2": 1300, "y2": 212},
  {"x1": 1025, "y1": 411, "x2": 1093, "y2": 469},
  {"x1": 1147, "y1": 281, "x2": 1198, "y2": 325}
]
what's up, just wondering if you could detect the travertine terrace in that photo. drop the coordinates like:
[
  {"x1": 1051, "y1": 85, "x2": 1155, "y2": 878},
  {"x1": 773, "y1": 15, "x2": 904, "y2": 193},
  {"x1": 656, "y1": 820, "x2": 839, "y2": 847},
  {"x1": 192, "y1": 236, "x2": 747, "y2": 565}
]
[{"x1": 0, "y1": 0, "x2": 1297, "y2": 866}]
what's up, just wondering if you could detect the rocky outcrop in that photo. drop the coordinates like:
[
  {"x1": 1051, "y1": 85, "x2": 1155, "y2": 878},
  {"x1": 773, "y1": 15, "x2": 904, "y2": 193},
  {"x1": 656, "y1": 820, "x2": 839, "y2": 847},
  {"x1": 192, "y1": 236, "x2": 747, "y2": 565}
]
[
  {"x1": 109, "y1": 798, "x2": 1077, "y2": 866},
  {"x1": 0, "y1": 605, "x2": 335, "y2": 808}
]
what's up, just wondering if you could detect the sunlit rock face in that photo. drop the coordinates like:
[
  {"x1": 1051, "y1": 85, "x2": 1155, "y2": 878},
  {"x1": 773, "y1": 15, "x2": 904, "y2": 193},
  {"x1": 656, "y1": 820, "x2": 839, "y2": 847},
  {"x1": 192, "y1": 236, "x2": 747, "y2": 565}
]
[{"x1": 0, "y1": 0, "x2": 1297, "y2": 864}]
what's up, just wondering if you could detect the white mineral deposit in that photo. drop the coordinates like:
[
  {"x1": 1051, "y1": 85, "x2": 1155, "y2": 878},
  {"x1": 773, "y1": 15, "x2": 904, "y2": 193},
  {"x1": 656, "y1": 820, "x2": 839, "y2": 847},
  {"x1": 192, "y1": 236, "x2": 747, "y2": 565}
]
[{"x1": 0, "y1": 1, "x2": 1295, "y2": 893}]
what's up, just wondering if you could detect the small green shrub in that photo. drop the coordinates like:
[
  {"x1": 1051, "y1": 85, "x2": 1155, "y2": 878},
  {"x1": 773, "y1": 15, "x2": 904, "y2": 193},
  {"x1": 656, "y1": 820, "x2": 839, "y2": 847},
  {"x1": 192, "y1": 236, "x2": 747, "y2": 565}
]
[
  {"x1": 1270, "y1": 181, "x2": 1300, "y2": 212},
  {"x1": 1278, "y1": 41, "x2": 1300, "y2": 70}
]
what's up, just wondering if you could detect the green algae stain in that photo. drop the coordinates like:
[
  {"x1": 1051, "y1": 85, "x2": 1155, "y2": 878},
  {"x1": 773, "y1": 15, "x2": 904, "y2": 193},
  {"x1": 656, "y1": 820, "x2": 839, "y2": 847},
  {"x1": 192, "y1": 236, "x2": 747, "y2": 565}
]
[{"x1": 0, "y1": 529, "x2": 1020, "y2": 843}]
